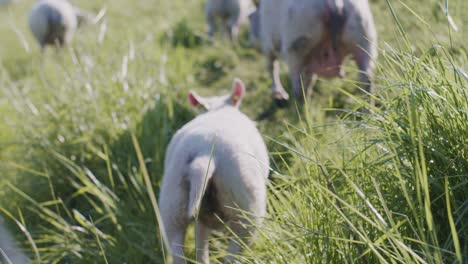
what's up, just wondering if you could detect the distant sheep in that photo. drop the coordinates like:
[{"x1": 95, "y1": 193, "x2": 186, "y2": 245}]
[
  {"x1": 0, "y1": 217, "x2": 29, "y2": 264},
  {"x1": 159, "y1": 79, "x2": 269, "y2": 264},
  {"x1": 205, "y1": 0, "x2": 255, "y2": 40},
  {"x1": 0, "y1": 0, "x2": 13, "y2": 6},
  {"x1": 259, "y1": 0, "x2": 378, "y2": 104},
  {"x1": 28, "y1": 0, "x2": 94, "y2": 50}
]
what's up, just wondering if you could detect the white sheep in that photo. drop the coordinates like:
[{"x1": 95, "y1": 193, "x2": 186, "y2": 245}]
[
  {"x1": 0, "y1": 217, "x2": 29, "y2": 264},
  {"x1": 28, "y1": 0, "x2": 93, "y2": 50},
  {"x1": 0, "y1": 0, "x2": 13, "y2": 6},
  {"x1": 159, "y1": 79, "x2": 269, "y2": 264},
  {"x1": 259, "y1": 0, "x2": 378, "y2": 104},
  {"x1": 205, "y1": 0, "x2": 255, "y2": 40}
]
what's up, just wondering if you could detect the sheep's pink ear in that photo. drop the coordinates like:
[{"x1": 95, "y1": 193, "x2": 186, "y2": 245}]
[
  {"x1": 188, "y1": 90, "x2": 210, "y2": 110},
  {"x1": 230, "y1": 78, "x2": 245, "y2": 107},
  {"x1": 188, "y1": 91, "x2": 200, "y2": 106}
]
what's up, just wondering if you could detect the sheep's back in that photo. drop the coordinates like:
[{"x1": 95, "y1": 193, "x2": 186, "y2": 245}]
[{"x1": 28, "y1": 0, "x2": 77, "y2": 45}]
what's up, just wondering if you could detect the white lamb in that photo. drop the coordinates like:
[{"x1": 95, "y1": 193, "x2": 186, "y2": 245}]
[
  {"x1": 159, "y1": 79, "x2": 269, "y2": 264},
  {"x1": 205, "y1": 0, "x2": 255, "y2": 40},
  {"x1": 259, "y1": 0, "x2": 378, "y2": 104},
  {"x1": 0, "y1": 216, "x2": 29, "y2": 264},
  {"x1": 28, "y1": 0, "x2": 93, "y2": 50}
]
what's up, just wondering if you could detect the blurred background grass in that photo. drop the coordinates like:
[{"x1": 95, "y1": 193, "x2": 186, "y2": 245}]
[{"x1": 0, "y1": 0, "x2": 466, "y2": 263}]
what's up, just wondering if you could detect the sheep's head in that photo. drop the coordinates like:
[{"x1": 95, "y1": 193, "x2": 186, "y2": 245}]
[{"x1": 188, "y1": 78, "x2": 245, "y2": 111}]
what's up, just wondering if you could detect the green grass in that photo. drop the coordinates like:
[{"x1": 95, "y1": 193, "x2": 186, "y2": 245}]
[{"x1": 0, "y1": 0, "x2": 466, "y2": 263}]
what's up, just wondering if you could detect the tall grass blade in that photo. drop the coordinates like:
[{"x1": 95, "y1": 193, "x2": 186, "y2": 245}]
[{"x1": 131, "y1": 132, "x2": 170, "y2": 263}]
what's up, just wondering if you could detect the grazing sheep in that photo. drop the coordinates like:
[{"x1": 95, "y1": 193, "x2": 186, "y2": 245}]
[
  {"x1": 260, "y1": 0, "x2": 378, "y2": 104},
  {"x1": 205, "y1": 0, "x2": 255, "y2": 40},
  {"x1": 0, "y1": 0, "x2": 12, "y2": 6},
  {"x1": 0, "y1": 217, "x2": 29, "y2": 264},
  {"x1": 159, "y1": 79, "x2": 269, "y2": 264},
  {"x1": 28, "y1": 0, "x2": 93, "y2": 50}
]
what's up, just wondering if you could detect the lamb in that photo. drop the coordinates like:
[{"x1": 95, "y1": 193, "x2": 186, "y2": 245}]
[
  {"x1": 259, "y1": 0, "x2": 378, "y2": 105},
  {"x1": 0, "y1": 216, "x2": 29, "y2": 264},
  {"x1": 159, "y1": 78, "x2": 269, "y2": 264},
  {"x1": 28, "y1": 0, "x2": 94, "y2": 50},
  {"x1": 205, "y1": 0, "x2": 255, "y2": 40}
]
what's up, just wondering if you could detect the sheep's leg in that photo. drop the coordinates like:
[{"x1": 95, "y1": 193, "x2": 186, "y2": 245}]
[
  {"x1": 195, "y1": 221, "x2": 211, "y2": 264},
  {"x1": 206, "y1": 10, "x2": 216, "y2": 37},
  {"x1": 165, "y1": 224, "x2": 187, "y2": 264},
  {"x1": 289, "y1": 64, "x2": 303, "y2": 100},
  {"x1": 159, "y1": 177, "x2": 189, "y2": 264},
  {"x1": 353, "y1": 46, "x2": 374, "y2": 104},
  {"x1": 227, "y1": 23, "x2": 240, "y2": 42},
  {"x1": 306, "y1": 73, "x2": 318, "y2": 102},
  {"x1": 287, "y1": 53, "x2": 313, "y2": 101},
  {"x1": 226, "y1": 12, "x2": 240, "y2": 42},
  {"x1": 40, "y1": 43, "x2": 46, "y2": 53},
  {"x1": 342, "y1": 7, "x2": 377, "y2": 106},
  {"x1": 224, "y1": 221, "x2": 253, "y2": 264},
  {"x1": 267, "y1": 52, "x2": 289, "y2": 105}
]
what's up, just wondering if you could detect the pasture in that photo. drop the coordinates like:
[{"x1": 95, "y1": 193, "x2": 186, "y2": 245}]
[{"x1": 0, "y1": 0, "x2": 466, "y2": 263}]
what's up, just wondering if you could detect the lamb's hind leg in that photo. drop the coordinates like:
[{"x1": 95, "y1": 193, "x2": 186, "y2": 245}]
[
  {"x1": 195, "y1": 221, "x2": 211, "y2": 264},
  {"x1": 164, "y1": 222, "x2": 187, "y2": 264},
  {"x1": 159, "y1": 180, "x2": 189, "y2": 264},
  {"x1": 224, "y1": 205, "x2": 265, "y2": 263},
  {"x1": 224, "y1": 220, "x2": 253, "y2": 263}
]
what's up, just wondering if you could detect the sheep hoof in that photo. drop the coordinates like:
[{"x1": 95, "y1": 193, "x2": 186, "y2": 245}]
[
  {"x1": 275, "y1": 98, "x2": 289, "y2": 108},
  {"x1": 272, "y1": 90, "x2": 289, "y2": 108},
  {"x1": 274, "y1": 96, "x2": 289, "y2": 108}
]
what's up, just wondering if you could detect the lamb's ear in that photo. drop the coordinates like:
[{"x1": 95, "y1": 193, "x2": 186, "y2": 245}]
[
  {"x1": 188, "y1": 90, "x2": 210, "y2": 110},
  {"x1": 230, "y1": 78, "x2": 246, "y2": 107}
]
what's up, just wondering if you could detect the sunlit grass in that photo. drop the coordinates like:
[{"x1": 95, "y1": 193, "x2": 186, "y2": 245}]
[{"x1": 0, "y1": 0, "x2": 466, "y2": 263}]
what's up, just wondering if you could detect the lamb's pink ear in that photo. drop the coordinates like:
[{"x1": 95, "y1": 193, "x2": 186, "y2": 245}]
[
  {"x1": 188, "y1": 90, "x2": 210, "y2": 110},
  {"x1": 188, "y1": 91, "x2": 200, "y2": 106},
  {"x1": 230, "y1": 78, "x2": 245, "y2": 107}
]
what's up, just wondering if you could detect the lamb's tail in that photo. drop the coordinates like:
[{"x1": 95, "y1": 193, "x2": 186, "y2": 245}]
[{"x1": 187, "y1": 156, "x2": 216, "y2": 219}]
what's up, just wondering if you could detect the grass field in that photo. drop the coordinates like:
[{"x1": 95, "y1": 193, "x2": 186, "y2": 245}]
[{"x1": 0, "y1": 0, "x2": 466, "y2": 263}]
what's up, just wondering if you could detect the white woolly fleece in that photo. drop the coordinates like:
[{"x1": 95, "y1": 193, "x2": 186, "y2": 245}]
[
  {"x1": 260, "y1": 0, "x2": 377, "y2": 100},
  {"x1": 28, "y1": 0, "x2": 78, "y2": 48},
  {"x1": 159, "y1": 83, "x2": 269, "y2": 264}
]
